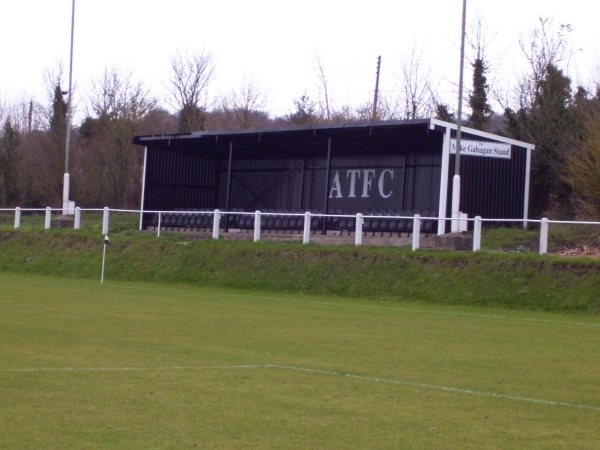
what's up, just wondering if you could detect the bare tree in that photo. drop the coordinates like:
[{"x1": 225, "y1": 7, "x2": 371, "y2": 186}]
[
  {"x1": 77, "y1": 68, "x2": 157, "y2": 207},
  {"x1": 88, "y1": 68, "x2": 156, "y2": 122},
  {"x1": 398, "y1": 46, "x2": 438, "y2": 119},
  {"x1": 521, "y1": 18, "x2": 572, "y2": 84},
  {"x1": 313, "y1": 52, "x2": 332, "y2": 121},
  {"x1": 0, "y1": 95, "x2": 54, "y2": 206},
  {"x1": 502, "y1": 17, "x2": 574, "y2": 113},
  {"x1": 167, "y1": 51, "x2": 215, "y2": 132},
  {"x1": 211, "y1": 77, "x2": 270, "y2": 130},
  {"x1": 206, "y1": 78, "x2": 271, "y2": 130},
  {"x1": 353, "y1": 94, "x2": 403, "y2": 122}
]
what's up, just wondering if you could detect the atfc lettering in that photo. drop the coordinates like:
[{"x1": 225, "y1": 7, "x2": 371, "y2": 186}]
[{"x1": 329, "y1": 169, "x2": 394, "y2": 199}]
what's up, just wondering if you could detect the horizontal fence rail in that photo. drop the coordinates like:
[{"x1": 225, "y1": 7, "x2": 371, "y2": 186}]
[{"x1": 1, "y1": 206, "x2": 599, "y2": 255}]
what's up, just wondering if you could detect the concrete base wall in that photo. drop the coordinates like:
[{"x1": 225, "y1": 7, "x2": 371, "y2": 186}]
[{"x1": 147, "y1": 227, "x2": 439, "y2": 248}]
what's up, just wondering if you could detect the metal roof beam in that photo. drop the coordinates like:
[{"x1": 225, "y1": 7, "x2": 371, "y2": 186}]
[{"x1": 428, "y1": 118, "x2": 535, "y2": 150}]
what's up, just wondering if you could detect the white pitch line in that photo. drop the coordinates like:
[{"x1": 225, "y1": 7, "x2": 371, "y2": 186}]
[
  {"x1": 266, "y1": 364, "x2": 600, "y2": 412},
  {"x1": 3, "y1": 364, "x2": 263, "y2": 373},
  {"x1": 3, "y1": 363, "x2": 600, "y2": 412}
]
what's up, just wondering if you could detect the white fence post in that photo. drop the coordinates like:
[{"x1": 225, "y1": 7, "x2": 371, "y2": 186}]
[
  {"x1": 303, "y1": 211, "x2": 311, "y2": 244},
  {"x1": 253, "y1": 210, "x2": 261, "y2": 242},
  {"x1": 451, "y1": 175, "x2": 461, "y2": 233},
  {"x1": 539, "y1": 218, "x2": 549, "y2": 255},
  {"x1": 102, "y1": 207, "x2": 110, "y2": 235},
  {"x1": 45, "y1": 207, "x2": 52, "y2": 229},
  {"x1": 412, "y1": 214, "x2": 421, "y2": 251},
  {"x1": 157, "y1": 212, "x2": 162, "y2": 238},
  {"x1": 14, "y1": 207, "x2": 21, "y2": 229},
  {"x1": 473, "y1": 216, "x2": 482, "y2": 251},
  {"x1": 212, "y1": 209, "x2": 220, "y2": 240},
  {"x1": 74, "y1": 207, "x2": 81, "y2": 230},
  {"x1": 355, "y1": 213, "x2": 363, "y2": 246}
]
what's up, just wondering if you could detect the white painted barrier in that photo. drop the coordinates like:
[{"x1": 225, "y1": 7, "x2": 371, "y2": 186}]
[
  {"x1": 412, "y1": 214, "x2": 421, "y2": 251},
  {"x1": 473, "y1": 216, "x2": 482, "y2": 251},
  {"x1": 102, "y1": 207, "x2": 109, "y2": 235},
  {"x1": 156, "y1": 212, "x2": 162, "y2": 238},
  {"x1": 45, "y1": 207, "x2": 51, "y2": 229},
  {"x1": 253, "y1": 210, "x2": 261, "y2": 242},
  {"x1": 539, "y1": 218, "x2": 548, "y2": 255},
  {"x1": 14, "y1": 207, "x2": 20, "y2": 229},
  {"x1": 354, "y1": 213, "x2": 364, "y2": 246},
  {"x1": 303, "y1": 211, "x2": 311, "y2": 244},
  {"x1": 74, "y1": 207, "x2": 81, "y2": 230},
  {"x1": 212, "y1": 209, "x2": 220, "y2": 240},
  {"x1": 3, "y1": 207, "x2": 600, "y2": 255}
]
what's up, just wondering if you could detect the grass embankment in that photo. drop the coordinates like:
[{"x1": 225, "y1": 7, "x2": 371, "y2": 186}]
[{"x1": 1, "y1": 229, "x2": 599, "y2": 313}]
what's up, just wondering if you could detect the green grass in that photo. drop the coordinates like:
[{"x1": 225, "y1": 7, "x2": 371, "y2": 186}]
[
  {"x1": 1, "y1": 272, "x2": 599, "y2": 449},
  {"x1": 1, "y1": 229, "x2": 599, "y2": 313},
  {"x1": 480, "y1": 224, "x2": 600, "y2": 253},
  {"x1": 0, "y1": 209, "x2": 140, "y2": 233}
]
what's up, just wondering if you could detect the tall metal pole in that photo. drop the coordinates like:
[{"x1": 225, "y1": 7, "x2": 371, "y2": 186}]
[
  {"x1": 451, "y1": 0, "x2": 467, "y2": 232},
  {"x1": 372, "y1": 56, "x2": 381, "y2": 121},
  {"x1": 455, "y1": 0, "x2": 467, "y2": 176},
  {"x1": 63, "y1": 0, "x2": 75, "y2": 214}
]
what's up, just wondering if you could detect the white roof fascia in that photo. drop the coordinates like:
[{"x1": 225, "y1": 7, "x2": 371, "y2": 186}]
[{"x1": 428, "y1": 118, "x2": 535, "y2": 151}]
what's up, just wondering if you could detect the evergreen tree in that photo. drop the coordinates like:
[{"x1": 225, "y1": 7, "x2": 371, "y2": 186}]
[
  {"x1": 178, "y1": 104, "x2": 205, "y2": 132},
  {"x1": 287, "y1": 95, "x2": 318, "y2": 126},
  {"x1": 45, "y1": 84, "x2": 68, "y2": 203},
  {"x1": 0, "y1": 119, "x2": 20, "y2": 205},
  {"x1": 467, "y1": 58, "x2": 492, "y2": 130},
  {"x1": 50, "y1": 84, "x2": 67, "y2": 137},
  {"x1": 505, "y1": 63, "x2": 575, "y2": 217},
  {"x1": 563, "y1": 87, "x2": 600, "y2": 219},
  {"x1": 435, "y1": 103, "x2": 455, "y2": 122}
]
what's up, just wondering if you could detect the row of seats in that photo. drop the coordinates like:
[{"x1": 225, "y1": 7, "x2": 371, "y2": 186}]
[
  {"x1": 327, "y1": 209, "x2": 437, "y2": 235},
  {"x1": 147, "y1": 209, "x2": 437, "y2": 235}
]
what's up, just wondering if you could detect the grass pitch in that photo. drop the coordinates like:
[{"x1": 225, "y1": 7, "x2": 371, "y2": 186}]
[{"x1": 1, "y1": 272, "x2": 599, "y2": 449}]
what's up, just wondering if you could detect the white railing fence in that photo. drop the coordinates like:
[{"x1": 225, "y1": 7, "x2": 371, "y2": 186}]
[{"x1": 1, "y1": 206, "x2": 599, "y2": 255}]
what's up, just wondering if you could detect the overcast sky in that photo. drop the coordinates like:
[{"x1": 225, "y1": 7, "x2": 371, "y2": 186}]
[{"x1": 1, "y1": 0, "x2": 598, "y2": 119}]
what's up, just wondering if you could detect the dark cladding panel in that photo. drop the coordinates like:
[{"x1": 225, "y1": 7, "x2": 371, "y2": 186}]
[
  {"x1": 327, "y1": 153, "x2": 407, "y2": 214},
  {"x1": 412, "y1": 165, "x2": 441, "y2": 215},
  {"x1": 304, "y1": 161, "x2": 327, "y2": 212},
  {"x1": 447, "y1": 143, "x2": 528, "y2": 221},
  {"x1": 218, "y1": 155, "x2": 305, "y2": 211},
  {"x1": 404, "y1": 152, "x2": 441, "y2": 215},
  {"x1": 144, "y1": 147, "x2": 218, "y2": 211}
]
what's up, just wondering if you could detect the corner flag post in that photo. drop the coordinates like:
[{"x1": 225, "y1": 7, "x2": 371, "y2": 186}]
[{"x1": 100, "y1": 235, "x2": 110, "y2": 284}]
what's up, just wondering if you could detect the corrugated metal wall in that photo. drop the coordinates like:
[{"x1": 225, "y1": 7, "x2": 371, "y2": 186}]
[
  {"x1": 325, "y1": 152, "x2": 440, "y2": 215},
  {"x1": 218, "y1": 155, "x2": 305, "y2": 211},
  {"x1": 211, "y1": 149, "x2": 441, "y2": 216},
  {"x1": 144, "y1": 148, "x2": 219, "y2": 211},
  {"x1": 446, "y1": 133, "x2": 528, "y2": 222}
]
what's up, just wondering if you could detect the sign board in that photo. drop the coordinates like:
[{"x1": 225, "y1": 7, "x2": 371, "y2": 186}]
[{"x1": 451, "y1": 139, "x2": 511, "y2": 159}]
